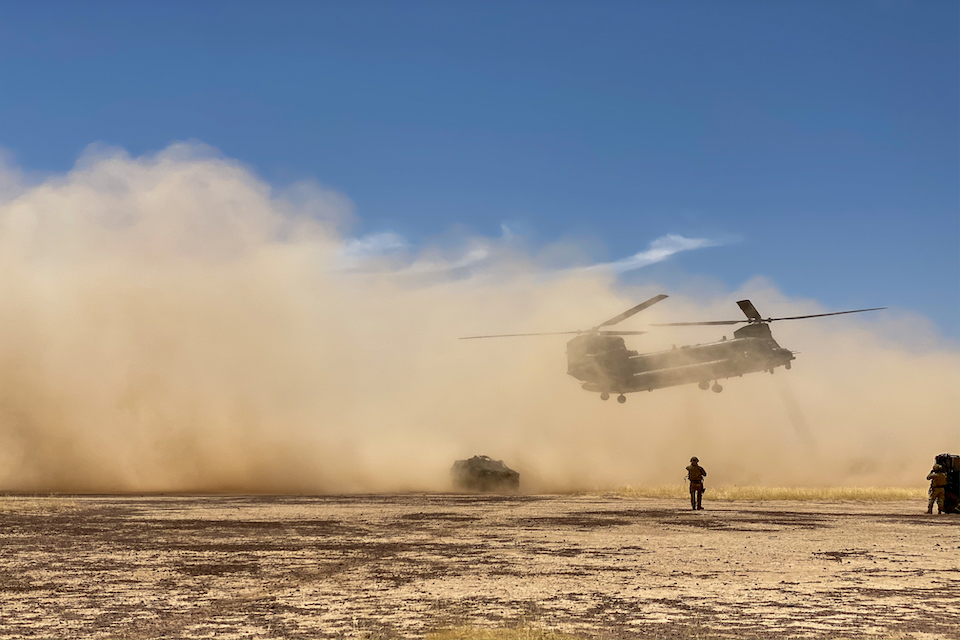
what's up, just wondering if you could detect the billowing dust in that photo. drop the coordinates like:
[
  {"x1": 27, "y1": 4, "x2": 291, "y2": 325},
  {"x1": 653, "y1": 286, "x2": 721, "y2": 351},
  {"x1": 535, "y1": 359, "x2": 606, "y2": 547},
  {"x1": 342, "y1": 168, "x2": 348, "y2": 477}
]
[{"x1": 0, "y1": 144, "x2": 956, "y2": 493}]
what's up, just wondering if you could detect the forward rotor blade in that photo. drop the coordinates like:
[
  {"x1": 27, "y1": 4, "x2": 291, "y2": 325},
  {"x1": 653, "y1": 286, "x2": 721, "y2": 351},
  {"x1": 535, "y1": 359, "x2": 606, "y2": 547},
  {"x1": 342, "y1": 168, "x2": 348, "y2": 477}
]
[
  {"x1": 651, "y1": 320, "x2": 747, "y2": 326},
  {"x1": 596, "y1": 294, "x2": 668, "y2": 328},
  {"x1": 597, "y1": 330, "x2": 647, "y2": 336},
  {"x1": 766, "y1": 307, "x2": 887, "y2": 322},
  {"x1": 459, "y1": 330, "x2": 584, "y2": 339}
]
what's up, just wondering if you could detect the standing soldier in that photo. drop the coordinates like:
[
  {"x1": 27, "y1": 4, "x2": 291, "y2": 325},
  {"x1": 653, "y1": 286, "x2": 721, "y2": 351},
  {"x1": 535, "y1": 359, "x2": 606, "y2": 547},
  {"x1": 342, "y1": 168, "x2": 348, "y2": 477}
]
[
  {"x1": 686, "y1": 456, "x2": 707, "y2": 510},
  {"x1": 927, "y1": 464, "x2": 947, "y2": 514}
]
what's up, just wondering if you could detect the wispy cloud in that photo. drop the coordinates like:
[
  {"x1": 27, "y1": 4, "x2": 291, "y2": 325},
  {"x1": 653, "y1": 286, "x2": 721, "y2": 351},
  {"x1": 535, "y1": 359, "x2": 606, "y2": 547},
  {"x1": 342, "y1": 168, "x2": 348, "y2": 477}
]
[
  {"x1": 337, "y1": 232, "x2": 408, "y2": 268},
  {"x1": 580, "y1": 234, "x2": 725, "y2": 274},
  {"x1": 338, "y1": 230, "x2": 726, "y2": 278},
  {"x1": 403, "y1": 245, "x2": 491, "y2": 274},
  {"x1": 337, "y1": 232, "x2": 492, "y2": 275}
]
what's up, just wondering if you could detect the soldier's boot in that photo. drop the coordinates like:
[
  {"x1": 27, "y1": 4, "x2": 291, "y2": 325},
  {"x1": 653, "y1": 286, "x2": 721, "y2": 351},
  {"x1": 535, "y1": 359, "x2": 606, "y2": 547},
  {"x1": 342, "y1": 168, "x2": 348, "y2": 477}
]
[{"x1": 927, "y1": 509, "x2": 933, "y2": 514}]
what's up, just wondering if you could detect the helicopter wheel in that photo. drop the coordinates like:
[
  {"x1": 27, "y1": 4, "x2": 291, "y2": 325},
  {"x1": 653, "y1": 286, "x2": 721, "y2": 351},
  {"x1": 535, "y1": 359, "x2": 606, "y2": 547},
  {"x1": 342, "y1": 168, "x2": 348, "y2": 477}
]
[
  {"x1": 698, "y1": 381, "x2": 709, "y2": 390},
  {"x1": 600, "y1": 392, "x2": 610, "y2": 401},
  {"x1": 785, "y1": 361, "x2": 791, "y2": 370},
  {"x1": 617, "y1": 394, "x2": 627, "y2": 404},
  {"x1": 711, "y1": 383, "x2": 723, "y2": 393}
]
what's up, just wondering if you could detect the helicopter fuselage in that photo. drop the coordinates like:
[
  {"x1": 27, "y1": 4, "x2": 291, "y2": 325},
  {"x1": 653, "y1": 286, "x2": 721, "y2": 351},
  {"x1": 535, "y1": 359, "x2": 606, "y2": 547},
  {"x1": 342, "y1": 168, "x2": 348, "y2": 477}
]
[{"x1": 569, "y1": 323, "x2": 795, "y2": 395}]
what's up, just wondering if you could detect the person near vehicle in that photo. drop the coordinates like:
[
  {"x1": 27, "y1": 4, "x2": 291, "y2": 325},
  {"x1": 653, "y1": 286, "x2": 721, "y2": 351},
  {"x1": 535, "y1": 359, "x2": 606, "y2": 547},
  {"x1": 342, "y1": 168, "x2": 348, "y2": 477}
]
[
  {"x1": 686, "y1": 457, "x2": 707, "y2": 510},
  {"x1": 927, "y1": 464, "x2": 948, "y2": 514}
]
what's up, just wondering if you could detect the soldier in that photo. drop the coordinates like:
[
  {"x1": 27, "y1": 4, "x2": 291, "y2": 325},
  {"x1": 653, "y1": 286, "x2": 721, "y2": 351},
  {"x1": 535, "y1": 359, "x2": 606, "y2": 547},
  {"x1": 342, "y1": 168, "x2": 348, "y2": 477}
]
[
  {"x1": 927, "y1": 464, "x2": 948, "y2": 514},
  {"x1": 686, "y1": 456, "x2": 707, "y2": 510}
]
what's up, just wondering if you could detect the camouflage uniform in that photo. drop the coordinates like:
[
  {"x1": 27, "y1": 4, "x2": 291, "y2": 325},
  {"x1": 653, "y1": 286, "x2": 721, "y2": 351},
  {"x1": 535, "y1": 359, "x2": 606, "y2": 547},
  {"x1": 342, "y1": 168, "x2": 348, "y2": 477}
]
[
  {"x1": 686, "y1": 458, "x2": 706, "y2": 510},
  {"x1": 927, "y1": 465, "x2": 947, "y2": 514}
]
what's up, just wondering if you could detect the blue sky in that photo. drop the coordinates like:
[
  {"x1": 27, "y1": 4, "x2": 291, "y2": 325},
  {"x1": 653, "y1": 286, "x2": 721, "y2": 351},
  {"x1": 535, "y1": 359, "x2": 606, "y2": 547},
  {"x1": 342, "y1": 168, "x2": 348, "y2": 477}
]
[{"x1": 1, "y1": 1, "x2": 957, "y2": 336}]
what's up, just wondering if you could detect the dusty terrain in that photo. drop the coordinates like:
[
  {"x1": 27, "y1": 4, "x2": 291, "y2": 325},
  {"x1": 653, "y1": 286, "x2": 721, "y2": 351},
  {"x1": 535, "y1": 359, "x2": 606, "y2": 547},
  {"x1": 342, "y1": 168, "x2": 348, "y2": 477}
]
[{"x1": 0, "y1": 493, "x2": 957, "y2": 639}]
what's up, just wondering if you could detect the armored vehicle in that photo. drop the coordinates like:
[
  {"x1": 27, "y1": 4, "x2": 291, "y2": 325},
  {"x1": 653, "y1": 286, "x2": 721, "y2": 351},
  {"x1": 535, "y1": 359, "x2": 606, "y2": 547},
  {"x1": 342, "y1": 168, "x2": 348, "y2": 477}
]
[{"x1": 451, "y1": 455, "x2": 520, "y2": 492}]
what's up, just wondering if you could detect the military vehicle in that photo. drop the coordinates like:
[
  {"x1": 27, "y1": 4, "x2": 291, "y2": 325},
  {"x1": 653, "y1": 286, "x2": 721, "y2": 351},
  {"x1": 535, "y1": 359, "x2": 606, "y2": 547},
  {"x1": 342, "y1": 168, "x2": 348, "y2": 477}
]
[
  {"x1": 934, "y1": 453, "x2": 960, "y2": 513},
  {"x1": 451, "y1": 455, "x2": 520, "y2": 492},
  {"x1": 462, "y1": 295, "x2": 884, "y2": 402}
]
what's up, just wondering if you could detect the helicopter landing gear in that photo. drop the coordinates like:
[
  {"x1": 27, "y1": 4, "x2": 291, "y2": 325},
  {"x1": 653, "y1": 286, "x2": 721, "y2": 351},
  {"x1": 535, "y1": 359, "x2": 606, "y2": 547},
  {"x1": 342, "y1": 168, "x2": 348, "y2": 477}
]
[
  {"x1": 785, "y1": 361, "x2": 791, "y2": 370},
  {"x1": 711, "y1": 382, "x2": 723, "y2": 393},
  {"x1": 698, "y1": 381, "x2": 710, "y2": 390},
  {"x1": 600, "y1": 392, "x2": 610, "y2": 401},
  {"x1": 617, "y1": 394, "x2": 627, "y2": 404}
]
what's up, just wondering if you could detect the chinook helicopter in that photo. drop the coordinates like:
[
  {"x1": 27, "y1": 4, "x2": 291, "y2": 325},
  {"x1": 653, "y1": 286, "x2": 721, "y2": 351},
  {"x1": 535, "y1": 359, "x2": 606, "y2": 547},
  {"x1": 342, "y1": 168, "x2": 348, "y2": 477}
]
[{"x1": 461, "y1": 295, "x2": 884, "y2": 403}]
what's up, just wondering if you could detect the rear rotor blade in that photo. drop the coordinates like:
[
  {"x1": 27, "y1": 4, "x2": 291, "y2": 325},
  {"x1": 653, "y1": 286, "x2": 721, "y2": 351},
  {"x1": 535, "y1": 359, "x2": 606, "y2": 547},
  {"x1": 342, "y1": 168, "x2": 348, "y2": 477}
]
[
  {"x1": 596, "y1": 294, "x2": 668, "y2": 328},
  {"x1": 737, "y1": 299, "x2": 762, "y2": 321},
  {"x1": 460, "y1": 330, "x2": 584, "y2": 339},
  {"x1": 652, "y1": 306, "x2": 886, "y2": 327},
  {"x1": 652, "y1": 320, "x2": 747, "y2": 326},
  {"x1": 766, "y1": 307, "x2": 886, "y2": 322}
]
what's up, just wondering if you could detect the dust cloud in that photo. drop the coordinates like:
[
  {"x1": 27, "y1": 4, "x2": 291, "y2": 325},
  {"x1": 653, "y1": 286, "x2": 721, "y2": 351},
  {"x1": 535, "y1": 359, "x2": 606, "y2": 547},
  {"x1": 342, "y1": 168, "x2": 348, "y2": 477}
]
[{"x1": 0, "y1": 144, "x2": 956, "y2": 493}]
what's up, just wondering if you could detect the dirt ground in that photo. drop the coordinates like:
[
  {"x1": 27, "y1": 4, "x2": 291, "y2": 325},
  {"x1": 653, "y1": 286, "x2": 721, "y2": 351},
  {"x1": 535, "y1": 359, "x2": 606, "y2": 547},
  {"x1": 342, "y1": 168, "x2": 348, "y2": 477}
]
[{"x1": 0, "y1": 493, "x2": 957, "y2": 639}]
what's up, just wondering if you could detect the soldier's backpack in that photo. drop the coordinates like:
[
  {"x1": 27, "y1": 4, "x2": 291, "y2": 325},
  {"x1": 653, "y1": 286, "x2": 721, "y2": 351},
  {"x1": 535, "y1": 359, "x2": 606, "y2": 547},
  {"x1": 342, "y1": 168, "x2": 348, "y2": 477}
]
[{"x1": 687, "y1": 465, "x2": 705, "y2": 484}]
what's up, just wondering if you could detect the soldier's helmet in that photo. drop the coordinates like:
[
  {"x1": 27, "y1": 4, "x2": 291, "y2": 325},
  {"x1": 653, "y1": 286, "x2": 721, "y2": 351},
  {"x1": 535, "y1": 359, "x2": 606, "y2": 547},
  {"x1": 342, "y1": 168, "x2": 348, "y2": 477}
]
[
  {"x1": 690, "y1": 456, "x2": 699, "y2": 463},
  {"x1": 933, "y1": 464, "x2": 943, "y2": 471}
]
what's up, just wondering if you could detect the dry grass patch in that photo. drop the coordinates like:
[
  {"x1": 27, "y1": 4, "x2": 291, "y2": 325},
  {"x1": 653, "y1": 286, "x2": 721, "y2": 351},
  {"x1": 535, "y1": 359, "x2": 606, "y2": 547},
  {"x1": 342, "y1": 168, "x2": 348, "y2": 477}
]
[
  {"x1": 608, "y1": 484, "x2": 926, "y2": 501},
  {"x1": 0, "y1": 495, "x2": 80, "y2": 513}
]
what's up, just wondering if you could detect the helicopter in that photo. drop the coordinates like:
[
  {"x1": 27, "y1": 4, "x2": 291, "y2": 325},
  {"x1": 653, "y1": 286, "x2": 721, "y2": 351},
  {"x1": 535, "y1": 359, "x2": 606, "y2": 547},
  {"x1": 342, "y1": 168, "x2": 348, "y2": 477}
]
[{"x1": 461, "y1": 295, "x2": 884, "y2": 403}]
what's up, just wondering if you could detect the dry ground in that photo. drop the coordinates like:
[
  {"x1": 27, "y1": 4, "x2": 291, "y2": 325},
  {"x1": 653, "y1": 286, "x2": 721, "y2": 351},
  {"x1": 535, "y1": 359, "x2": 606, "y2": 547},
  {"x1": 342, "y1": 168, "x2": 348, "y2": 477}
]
[{"x1": 0, "y1": 493, "x2": 957, "y2": 639}]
